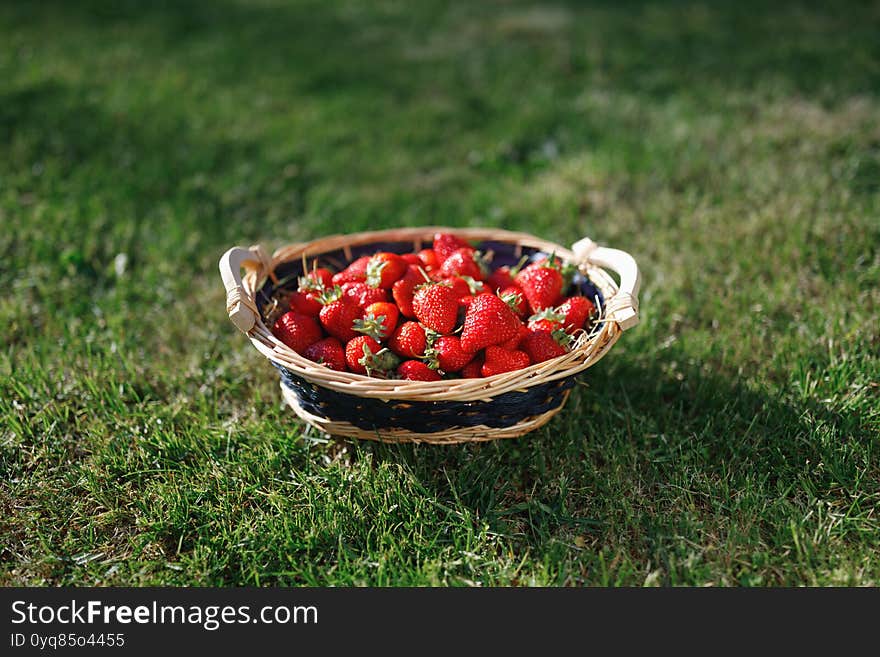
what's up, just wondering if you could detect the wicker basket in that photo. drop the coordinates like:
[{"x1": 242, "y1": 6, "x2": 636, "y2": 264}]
[{"x1": 219, "y1": 227, "x2": 640, "y2": 444}]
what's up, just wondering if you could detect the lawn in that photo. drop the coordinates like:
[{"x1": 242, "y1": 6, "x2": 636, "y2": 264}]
[{"x1": 1, "y1": 0, "x2": 878, "y2": 586}]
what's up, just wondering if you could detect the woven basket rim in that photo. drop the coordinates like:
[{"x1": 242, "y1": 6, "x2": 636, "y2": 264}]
[{"x1": 237, "y1": 226, "x2": 625, "y2": 402}]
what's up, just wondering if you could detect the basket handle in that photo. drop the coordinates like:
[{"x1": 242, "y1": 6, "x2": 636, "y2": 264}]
[
  {"x1": 572, "y1": 237, "x2": 640, "y2": 330},
  {"x1": 218, "y1": 245, "x2": 273, "y2": 333}
]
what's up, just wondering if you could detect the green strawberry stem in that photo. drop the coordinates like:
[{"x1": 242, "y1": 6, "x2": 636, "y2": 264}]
[
  {"x1": 508, "y1": 254, "x2": 530, "y2": 278},
  {"x1": 353, "y1": 313, "x2": 388, "y2": 340},
  {"x1": 499, "y1": 289, "x2": 523, "y2": 314},
  {"x1": 544, "y1": 250, "x2": 577, "y2": 288},
  {"x1": 459, "y1": 275, "x2": 484, "y2": 295},
  {"x1": 551, "y1": 327, "x2": 574, "y2": 348},
  {"x1": 317, "y1": 285, "x2": 343, "y2": 304},
  {"x1": 358, "y1": 343, "x2": 399, "y2": 376},
  {"x1": 297, "y1": 274, "x2": 323, "y2": 292},
  {"x1": 528, "y1": 306, "x2": 566, "y2": 324}
]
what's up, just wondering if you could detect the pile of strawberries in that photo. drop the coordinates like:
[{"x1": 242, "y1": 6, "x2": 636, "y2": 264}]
[{"x1": 271, "y1": 233, "x2": 596, "y2": 381}]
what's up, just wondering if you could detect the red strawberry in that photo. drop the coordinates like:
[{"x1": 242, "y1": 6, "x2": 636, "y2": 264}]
[
  {"x1": 418, "y1": 249, "x2": 440, "y2": 271},
  {"x1": 500, "y1": 322, "x2": 529, "y2": 350},
  {"x1": 288, "y1": 290, "x2": 322, "y2": 316},
  {"x1": 392, "y1": 277, "x2": 417, "y2": 318},
  {"x1": 398, "y1": 360, "x2": 442, "y2": 381},
  {"x1": 345, "y1": 335, "x2": 381, "y2": 374},
  {"x1": 319, "y1": 296, "x2": 361, "y2": 342},
  {"x1": 331, "y1": 255, "x2": 371, "y2": 285},
  {"x1": 354, "y1": 301, "x2": 399, "y2": 340},
  {"x1": 272, "y1": 311, "x2": 323, "y2": 354},
  {"x1": 557, "y1": 296, "x2": 596, "y2": 332},
  {"x1": 443, "y1": 276, "x2": 471, "y2": 301},
  {"x1": 345, "y1": 336, "x2": 400, "y2": 376},
  {"x1": 433, "y1": 233, "x2": 472, "y2": 264},
  {"x1": 303, "y1": 337, "x2": 347, "y2": 371},
  {"x1": 300, "y1": 267, "x2": 333, "y2": 290},
  {"x1": 413, "y1": 282, "x2": 459, "y2": 334},
  {"x1": 441, "y1": 276, "x2": 484, "y2": 308},
  {"x1": 486, "y1": 256, "x2": 528, "y2": 291},
  {"x1": 391, "y1": 265, "x2": 427, "y2": 318},
  {"x1": 515, "y1": 261, "x2": 565, "y2": 312},
  {"x1": 439, "y1": 248, "x2": 487, "y2": 281},
  {"x1": 522, "y1": 329, "x2": 570, "y2": 363},
  {"x1": 388, "y1": 321, "x2": 427, "y2": 358},
  {"x1": 342, "y1": 281, "x2": 389, "y2": 309},
  {"x1": 401, "y1": 253, "x2": 421, "y2": 266},
  {"x1": 460, "y1": 357, "x2": 484, "y2": 378},
  {"x1": 528, "y1": 307, "x2": 566, "y2": 333},
  {"x1": 460, "y1": 293, "x2": 521, "y2": 353},
  {"x1": 499, "y1": 285, "x2": 528, "y2": 318},
  {"x1": 481, "y1": 345, "x2": 531, "y2": 377},
  {"x1": 366, "y1": 252, "x2": 407, "y2": 289},
  {"x1": 487, "y1": 267, "x2": 514, "y2": 292},
  {"x1": 425, "y1": 335, "x2": 471, "y2": 373}
]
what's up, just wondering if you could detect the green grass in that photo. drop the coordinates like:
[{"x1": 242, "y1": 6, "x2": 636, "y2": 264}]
[{"x1": 1, "y1": 0, "x2": 878, "y2": 586}]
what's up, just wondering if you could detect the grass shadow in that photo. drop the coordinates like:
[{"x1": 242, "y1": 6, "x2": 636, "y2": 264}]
[{"x1": 357, "y1": 351, "x2": 876, "y2": 583}]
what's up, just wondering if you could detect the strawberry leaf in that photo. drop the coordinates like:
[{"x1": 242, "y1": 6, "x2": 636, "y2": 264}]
[
  {"x1": 353, "y1": 313, "x2": 388, "y2": 340},
  {"x1": 459, "y1": 275, "x2": 484, "y2": 295},
  {"x1": 365, "y1": 258, "x2": 389, "y2": 288}
]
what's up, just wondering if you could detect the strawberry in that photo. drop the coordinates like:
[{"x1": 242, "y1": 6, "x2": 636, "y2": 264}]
[
  {"x1": 413, "y1": 282, "x2": 459, "y2": 334},
  {"x1": 528, "y1": 307, "x2": 566, "y2": 333},
  {"x1": 459, "y1": 293, "x2": 521, "y2": 353},
  {"x1": 292, "y1": 268, "x2": 333, "y2": 315},
  {"x1": 303, "y1": 337, "x2": 347, "y2": 371},
  {"x1": 499, "y1": 285, "x2": 528, "y2": 318},
  {"x1": 557, "y1": 296, "x2": 596, "y2": 332},
  {"x1": 500, "y1": 322, "x2": 529, "y2": 350},
  {"x1": 487, "y1": 267, "x2": 514, "y2": 292},
  {"x1": 341, "y1": 281, "x2": 389, "y2": 309},
  {"x1": 345, "y1": 336, "x2": 400, "y2": 376},
  {"x1": 366, "y1": 252, "x2": 407, "y2": 289},
  {"x1": 486, "y1": 256, "x2": 528, "y2": 291},
  {"x1": 515, "y1": 260, "x2": 566, "y2": 312},
  {"x1": 522, "y1": 329, "x2": 571, "y2": 363},
  {"x1": 272, "y1": 311, "x2": 323, "y2": 354},
  {"x1": 391, "y1": 265, "x2": 426, "y2": 318},
  {"x1": 460, "y1": 275, "x2": 485, "y2": 295},
  {"x1": 438, "y1": 276, "x2": 484, "y2": 308},
  {"x1": 418, "y1": 249, "x2": 440, "y2": 271},
  {"x1": 460, "y1": 357, "x2": 484, "y2": 378},
  {"x1": 288, "y1": 290, "x2": 322, "y2": 316},
  {"x1": 392, "y1": 277, "x2": 417, "y2": 318},
  {"x1": 345, "y1": 335, "x2": 380, "y2": 374},
  {"x1": 443, "y1": 276, "x2": 471, "y2": 301},
  {"x1": 318, "y1": 293, "x2": 361, "y2": 343},
  {"x1": 354, "y1": 301, "x2": 399, "y2": 340},
  {"x1": 331, "y1": 255, "x2": 371, "y2": 286},
  {"x1": 388, "y1": 321, "x2": 428, "y2": 358},
  {"x1": 481, "y1": 345, "x2": 531, "y2": 377},
  {"x1": 424, "y1": 335, "x2": 471, "y2": 373},
  {"x1": 433, "y1": 233, "x2": 472, "y2": 264},
  {"x1": 439, "y1": 248, "x2": 487, "y2": 281},
  {"x1": 401, "y1": 253, "x2": 421, "y2": 266},
  {"x1": 300, "y1": 267, "x2": 334, "y2": 290},
  {"x1": 397, "y1": 360, "x2": 443, "y2": 381}
]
